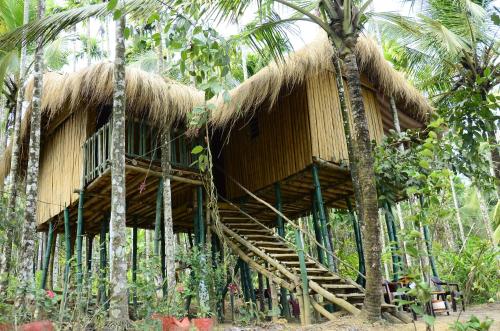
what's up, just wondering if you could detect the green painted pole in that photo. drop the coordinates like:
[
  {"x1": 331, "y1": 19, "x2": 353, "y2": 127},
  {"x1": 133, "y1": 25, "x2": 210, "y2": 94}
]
[
  {"x1": 40, "y1": 222, "x2": 54, "y2": 289},
  {"x1": 275, "y1": 183, "x2": 285, "y2": 237},
  {"x1": 154, "y1": 180, "x2": 163, "y2": 256},
  {"x1": 76, "y1": 190, "x2": 85, "y2": 289},
  {"x1": 99, "y1": 217, "x2": 108, "y2": 307},
  {"x1": 61, "y1": 208, "x2": 72, "y2": 314},
  {"x1": 311, "y1": 165, "x2": 336, "y2": 271},
  {"x1": 86, "y1": 235, "x2": 94, "y2": 279},
  {"x1": 274, "y1": 182, "x2": 290, "y2": 318},
  {"x1": 245, "y1": 263, "x2": 256, "y2": 303},
  {"x1": 294, "y1": 229, "x2": 311, "y2": 325},
  {"x1": 346, "y1": 197, "x2": 365, "y2": 286},
  {"x1": 383, "y1": 201, "x2": 401, "y2": 280},
  {"x1": 384, "y1": 202, "x2": 399, "y2": 281},
  {"x1": 419, "y1": 196, "x2": 438, "y2": 278},
  {"x1": 197, "y1": 186, "x2": 204, "y2": 245},
  {"x1": 311, "y1": 200, "x2": 325, "y2": 265},
  {"x1": 132, "y1": 222, "x2": 138, "y2": 311},
  {"x1": 418, "y1": 196, "x2": 439, "y2": 278}
]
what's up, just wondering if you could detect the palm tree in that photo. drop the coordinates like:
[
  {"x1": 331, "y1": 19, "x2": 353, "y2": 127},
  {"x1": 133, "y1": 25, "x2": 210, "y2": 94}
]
[
  {"x1": 215, "y1": 0, "x2": 383, "y2": 320},
  {"x1": 379, "y1": 0, "x2": 499, "y2": 192},
  {"x1": 107, "y1": 3, "x2": 130, "y2": 325},
  {"x1": 15, "y1": 0, "x2": 46, "y2": 309},
  {"x1": 0, "y1": 0, "x2": 30, "y2": 297}
]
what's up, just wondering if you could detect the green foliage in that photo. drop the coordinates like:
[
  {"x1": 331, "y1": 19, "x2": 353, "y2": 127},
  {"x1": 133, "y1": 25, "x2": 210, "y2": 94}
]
[
  {"x1": 450, "y1": 315, "x2": 494, "y2": 331},
  {"x1": 437, "y1": 237, "x2": 499, "y2": 304}
]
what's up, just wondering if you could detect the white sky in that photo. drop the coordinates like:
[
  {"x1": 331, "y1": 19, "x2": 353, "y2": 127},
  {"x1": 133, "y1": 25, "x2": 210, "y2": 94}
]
[{"x1": 59, "y1": 0, "x2": 420, "y2": 72}]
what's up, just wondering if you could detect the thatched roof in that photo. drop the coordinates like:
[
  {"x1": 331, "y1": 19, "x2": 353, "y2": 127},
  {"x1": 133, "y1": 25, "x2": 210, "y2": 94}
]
[
  {"x1": 210, "y1": 34, "x2": 432, "y2": 127},
  {"x1": 0, "y1": 62, "x2": 203, "y2": 184}
]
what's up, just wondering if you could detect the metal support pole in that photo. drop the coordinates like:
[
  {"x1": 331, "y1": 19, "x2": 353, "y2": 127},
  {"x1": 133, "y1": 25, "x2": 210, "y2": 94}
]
[
  {"x1": 40, "y1": 222, "x2": 54, "y2": 289},
  {"x1": 346, "y1": 197, "x2": 365, "y2": 286},
  {"x1": 295, "y1": 229, "x2": 311, "y2": 325},
  {"x1": 311, "y1": 164, "x2": 336, "y2": 271}
]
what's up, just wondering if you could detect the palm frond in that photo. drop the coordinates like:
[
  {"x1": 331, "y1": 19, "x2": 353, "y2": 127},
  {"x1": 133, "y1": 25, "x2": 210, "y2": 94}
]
[{"x1": 0, "y1": 0, "x2": 162, "y2": 53}]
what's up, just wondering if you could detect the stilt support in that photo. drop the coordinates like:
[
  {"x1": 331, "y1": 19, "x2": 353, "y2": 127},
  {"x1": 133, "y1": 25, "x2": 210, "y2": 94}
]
[
  {"x1": 99, "y1": 217, "x2": 108, "y2": 307},
  {"x1": 274, "y1": 182, "x2": 290, "y2": 319},
  {"x1": 154, "y1": 180, "x2": 163, "y2": 256},
  {"x1": 40, "y1": 222, "x2": 54, "y2": 289},
  {"x1": 295, "y1": 229, "x2": 311, "y2": 325},
  {"x1": 76, "y1": 189, "x2": 85, "y2": 289},
  {"x1": 132, "y1": 222, "x2": 138, "y2": 311}
]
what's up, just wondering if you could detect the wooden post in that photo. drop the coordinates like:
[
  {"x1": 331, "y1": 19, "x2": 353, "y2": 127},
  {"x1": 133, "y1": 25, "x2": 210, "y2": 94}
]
[
  {"x1": 99, "y1": 217, "x2": 108, "y2": 307},
  {"x1": 269, "y1": 278, "x2": 278, "y2": 322},
  {"x1": 245, "y1": 263, "x2": 256, "y2": 303},
  {"x1": 295, "y1": 229, "x2": 311, "y2": 325},
  {"x1": 311, "y1": 165, "x2": 336, "y2": 271},
  {"x1": 132, "y1": 221, "x2": 138, "y2": 311},
  {"x1": 76, "y1": 189, "x2": 85, "y2": 289},
  {"x1": 311, "y1": 201, "x2": 325, "y2": 264},
  {"x1": 383, "y1": 201, "x2": 401, "y2": 280},
  {"x1": 274, "y1": 182, "x2": 290, "y2": 319},
  {"x1": 346, "y1": 197, "x2": 365, "y2": 286},
  {"x1": 154, "y1": 180, "x2": 163, "y2": 256},
  {"x1": 40, "y1": 222, "x2": 54, "y2": 289}
]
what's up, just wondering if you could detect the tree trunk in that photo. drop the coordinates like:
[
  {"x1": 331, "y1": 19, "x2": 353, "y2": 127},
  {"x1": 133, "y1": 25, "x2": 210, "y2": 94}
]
[
  {"x1": 0, "y1": 94, "x2": 6, "y2": 157},
  {"x1": 107, "y1": 12, "x2": 129, "y2": 324},
  {"x1": 342, "y1": 52, "x2": 382, "y2": 321},
  {"x1": 476, "y1": 189, "x2": 494, "y2": 245},
  {"x1": 0, "y1": 0, "x2": 30, "y2": 296},
  {"x1": 450, "y1": 174, "x2": 466, "y2": 245},
  {"x1": 162, "y1": 131, "x2": 176, "y2": 293},
  {"x1": 17, "y1": 0, "x2": 46, "y2": 301}
]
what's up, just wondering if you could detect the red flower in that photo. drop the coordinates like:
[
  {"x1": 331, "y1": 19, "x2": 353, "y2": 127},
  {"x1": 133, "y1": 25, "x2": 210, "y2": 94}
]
[
  {"x1": 228, "y1": 283, "x2": 239, "y2": 294},
  {"x1": 177, "y1": 285, "x2": 185, "y2": 293},
  {"x1": 46, "y1": 290, "x2": 55, "y2": 299}
]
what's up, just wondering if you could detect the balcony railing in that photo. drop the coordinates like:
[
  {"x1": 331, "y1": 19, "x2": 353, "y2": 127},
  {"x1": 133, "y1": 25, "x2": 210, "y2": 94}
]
[{"x1": 83, "y1": 119, "x2": 200, "y2": 185}]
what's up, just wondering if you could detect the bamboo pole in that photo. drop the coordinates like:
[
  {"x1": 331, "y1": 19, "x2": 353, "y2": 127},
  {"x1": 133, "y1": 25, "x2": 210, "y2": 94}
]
[
  {"x1": 132, "y1": 221, "x2": 138, "y2": 311},
  {"x1": 99, "y1": 217, "x2": 108, "y2": 307},
  {"x1": 311, "y1": 202, "x2": 325, "y2": 264},
  {"x1": 154, "y1": 180, "x2": 163, "y2": 256},
  {"x1": 40, "y1": 222, "x2": 54, "y2": 289},
  {"x1": 218, "y1": 223, "x2": 360, "y2": 314},
  {"x1": 274, "y1": 182, "x2": 291, "y2": 319},
  {"x1": 310, "y1": 296, "x2": 336, "y2": 321},
  {"x1": 383, "y1": 202, "x2": 401, "y2": 280},
  {"x1": 346, "y1": 198, "x2": 365, "y2": 286},
  {"x1": 419, "y1": 196, "x2": 439, "y2": 278},
  {"x1": 125, "y1": 164, "x2": 202, "y2": 185},
  {"x1": 295, "y1": 229, "x2": 311, "y2": 325},
  {"x1": 312, "y1": 165, "x2": 336, "y2": 271},
  {"x1": 86, "y1": 235, "x2": 94, "y2": 279},
  {"x1": 60, "y1": 207, "x2": 72, "y2": 317}
]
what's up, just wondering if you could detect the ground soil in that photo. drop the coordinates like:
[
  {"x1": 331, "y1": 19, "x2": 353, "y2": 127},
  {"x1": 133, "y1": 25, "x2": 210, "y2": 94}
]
[{"x1": 218, "y1": 303, "x2": 500, "y2": 331}]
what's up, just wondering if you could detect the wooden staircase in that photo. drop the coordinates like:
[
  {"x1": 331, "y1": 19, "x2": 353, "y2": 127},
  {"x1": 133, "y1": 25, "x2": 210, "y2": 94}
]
[{"x1": 213, "y1": 202, "x2": 410, "y2": 323}]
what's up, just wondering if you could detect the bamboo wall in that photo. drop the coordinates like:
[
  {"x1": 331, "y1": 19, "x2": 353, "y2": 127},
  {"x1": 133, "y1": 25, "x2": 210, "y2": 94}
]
[
  {"x1": 223, "y1": 84, "x2": 313, "y2": 198},
  {"x1": 306, "y1": 71, "x2": 384, "y2": 164},
  {"x1": 37, "y1": 109, "x2": 87, "y2": 225}
]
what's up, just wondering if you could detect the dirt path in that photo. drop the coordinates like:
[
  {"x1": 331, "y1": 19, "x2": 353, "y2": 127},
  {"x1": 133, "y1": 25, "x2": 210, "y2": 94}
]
[{"x1": 219, "y1": 303, "x2": 499, "y2": 331}]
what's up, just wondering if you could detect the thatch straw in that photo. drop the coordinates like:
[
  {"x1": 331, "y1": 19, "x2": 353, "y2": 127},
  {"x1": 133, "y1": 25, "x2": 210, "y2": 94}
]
[
  {"x1": 0, "y1": 62, "x2": 203, "y2": 183},
  {"x1": 210, "y1": 33, "x2": 432, "y2": 127}
]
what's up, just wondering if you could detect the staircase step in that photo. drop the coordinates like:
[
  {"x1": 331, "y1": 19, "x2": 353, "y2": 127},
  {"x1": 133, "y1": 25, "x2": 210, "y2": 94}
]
[
  {"x1": 260, "y1": 247, "x2": 295, "y2": 252},
  {"x1": 250, "y1": 241, "x2": 287, "y2": 246},
  {"x1": 308, "y1": 275, "x2": 341, "y2": 281},
  {"x1": 293, "y1": 267, "x2": 328, "y2": 274},
  {"x1": 321, "y1": 284, "x2": 358, "y2": 290},
  {"x1": 242, "y1": 234, "x2": 276, "y2": 239},
  {"x1": 235, "y1": 229, "x2": 271, "y2": 234},
  {"x1": 281, "y1": 260, "x2": 315, "y2": 266},
  {"x1": 336, "y1": 293, "x2": 365, "y2": 298},
  {"x1": 223, "y1": 223, "x2": 260, "y2": 228}
]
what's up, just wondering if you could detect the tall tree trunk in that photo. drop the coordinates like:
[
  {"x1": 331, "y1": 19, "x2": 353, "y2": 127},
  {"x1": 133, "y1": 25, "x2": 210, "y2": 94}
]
[
  {"x1": 0, "y1": 0, "x2": 30, "y2": 297},
  {"x1": 0, "y1": 93, "x2": 6, "y2": 157},
  {"x1": 162, "y1": 131, "x2": 176, "y2": 293},
  {"x1": 107, "y1": 11, "x2": 129, "y2": 324},
  {"x1": 342, "y1": 51, "x2": 382, "y2": 321},
  {"x1": 16, "y1": 0, "x2": 45, "y2": 308},
  {"x1": 450, "y1": 174, "x2": 466, "y2": 245},
  {"x1": 476, "y1": 189, "x2": 494, "y2": 245}
]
